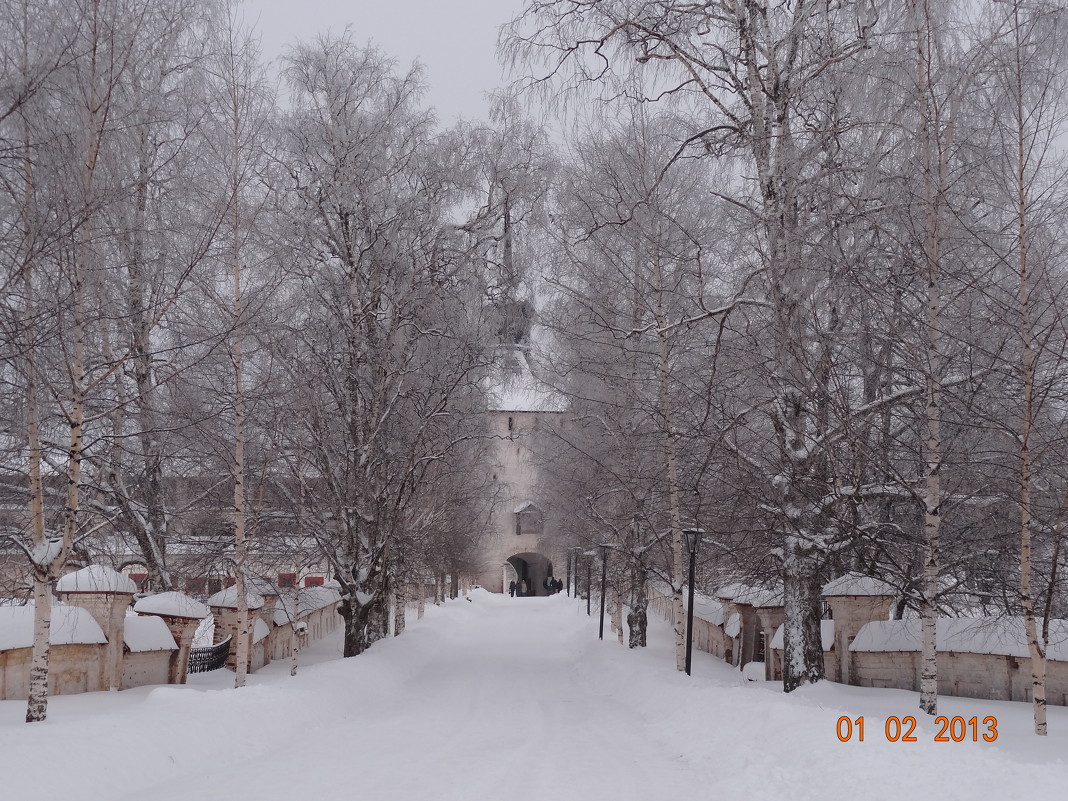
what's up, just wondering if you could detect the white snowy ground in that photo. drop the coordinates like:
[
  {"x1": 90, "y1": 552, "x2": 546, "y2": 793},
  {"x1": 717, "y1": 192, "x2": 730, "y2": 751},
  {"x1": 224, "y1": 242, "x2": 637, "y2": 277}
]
[{"x1": 2, "y1": 591, "x2": 1067, "y2": 801}]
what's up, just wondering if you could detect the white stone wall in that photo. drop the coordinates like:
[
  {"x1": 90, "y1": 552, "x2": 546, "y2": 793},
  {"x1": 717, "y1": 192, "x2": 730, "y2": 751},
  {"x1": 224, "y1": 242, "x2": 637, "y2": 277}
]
[
  {"x1": 121, "y1": 651, "x2": 171, "y2": 690},
  {"x1": 0, "y1": 643, "x2": 105, "y2": 700}
]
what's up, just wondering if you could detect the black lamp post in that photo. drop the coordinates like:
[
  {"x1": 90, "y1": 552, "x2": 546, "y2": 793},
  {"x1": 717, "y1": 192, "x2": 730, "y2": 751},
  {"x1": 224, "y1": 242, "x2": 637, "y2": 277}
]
[
  {"x1": 598, "y1": 543, "x2": 610, "y2": 640},
  {"x1": 682, "y1": 528, "x2": 702, "y2": 676},
  {"x1": 585, "y1": 552, "x2": 592, "y2": 616}
]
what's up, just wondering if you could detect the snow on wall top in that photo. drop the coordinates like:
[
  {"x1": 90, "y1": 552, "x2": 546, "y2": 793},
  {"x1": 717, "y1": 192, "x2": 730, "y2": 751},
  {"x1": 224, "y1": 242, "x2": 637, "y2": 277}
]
[
  {"x1": 822, "y1": 572, "x2": 897, "y2": 597},
  {"x1": 248, "y1": 577, "x2": 281, "y2": 597},
  {"x1": 206, "y1": 586, "x2": 264, "y2": 610},
  {"x1": 850, "y1": 617, "x2": 1068, "y2": 660},
  {"x1": 724, "y1": 613, "x2": 742, "y2": 638},
  {"x1": 0, "y1": 605, "x2": 107, "y2": 650},
  {"x1": 771, "y1": 621, "x2": 835, "y2": 651},
  {"x1": 271, "y1": 594, "x2": 296, "y2": 626},
  {"x1": 123, "y1": 616, "x2": 177, "y2": 652},
  {"x1": 55, "y1": 565, "x2": 136, "y2": 594},
  {"x1": 715, "y1": 583, "x2": 748, "y2": 601},
  {"x1": 298, "y1": 586, "x2": 342, "y2": 615},
  {"x1": 649, "y1": 583, "x2": 725, "y2": 625},
  {"x1": 484, "y1": 349, "x2": 567, "y2": 413},
  {"x1": 691, "y1": 592, "x2": 725, "y2": 626},
  {"x1": 650, "y1": 583, "x2": 725, "y2": 625},
  {"x1": 733, "y1": 585, "x2": 785, "y2": 608},
  {"x1": 253, "y1": 618, "x2": 270, "y2": 644},
  {"x1": 134, "y1": 591, "x2": 210, "y2": 620}
]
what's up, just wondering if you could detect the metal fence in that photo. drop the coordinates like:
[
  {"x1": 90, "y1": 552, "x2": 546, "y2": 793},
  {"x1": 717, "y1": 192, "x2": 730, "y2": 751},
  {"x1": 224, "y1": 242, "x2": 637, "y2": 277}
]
[{"x1": 188, "y1": 636, "x2": 231, "y2": 674}]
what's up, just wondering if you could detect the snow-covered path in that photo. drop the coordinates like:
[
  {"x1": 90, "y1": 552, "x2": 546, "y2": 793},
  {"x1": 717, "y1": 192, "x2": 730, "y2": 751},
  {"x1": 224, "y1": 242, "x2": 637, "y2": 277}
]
[{"x1": 3, "y1": 589, "x2": 1068, "y2": 800}]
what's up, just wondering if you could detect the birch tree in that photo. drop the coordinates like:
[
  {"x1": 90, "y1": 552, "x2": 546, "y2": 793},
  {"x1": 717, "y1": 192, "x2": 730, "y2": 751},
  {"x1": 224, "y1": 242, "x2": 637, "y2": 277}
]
[
  {"x1": 84, "y1": 0, "x2": 221, "y2": 593},
  {"x1": 540, "y1": 109, "x2": 746, "y2": 666},
  {"x1": 280, "y1": 34, "x2": 489, "y2": 656},
  {"x1": 1, "y1": 0, "x2": 227, "y2": 719},
  {"x1": 508, "y1": 0, "x2": 892, "y2": 690},
  {"x1": 19, "y1": 0, "x2": 134, "y2": 722},
  {"x1": 202, "y1": 0, "x2": 275, "y2": 689},
  {"x1": 0, "y1": 0, "x2": 73, "y2": 721},
  {"x1": 968, "y1": 0, "x2": 1068, "y2": 734}
]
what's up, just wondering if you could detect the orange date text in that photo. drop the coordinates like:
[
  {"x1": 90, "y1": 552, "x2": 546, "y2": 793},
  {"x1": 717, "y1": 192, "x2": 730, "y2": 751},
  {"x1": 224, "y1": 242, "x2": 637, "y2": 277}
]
[{"x1": 836, "y1": 715, "x2": 998, "y2": 742}]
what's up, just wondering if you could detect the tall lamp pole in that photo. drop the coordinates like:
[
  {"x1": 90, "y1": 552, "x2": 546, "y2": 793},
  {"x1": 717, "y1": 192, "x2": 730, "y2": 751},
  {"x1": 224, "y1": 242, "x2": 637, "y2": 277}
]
[
  {"x1": 598, "y1": 544, "x2": 610, "y2": 640},
  {"x1": 585, "y1": 553, "x2": 592, "y2": 616},
  {"x1": 565, "y1": 548, "x2": 572, "y2": 597},
  {"x1": 683, "y1": 528, "x2": 701, "y2": 676}
]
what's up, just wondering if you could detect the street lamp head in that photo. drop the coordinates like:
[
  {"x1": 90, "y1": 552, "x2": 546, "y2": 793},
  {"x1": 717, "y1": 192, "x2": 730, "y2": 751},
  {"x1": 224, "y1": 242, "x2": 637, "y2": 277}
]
[
  {"x1": 598, "y1": 543, "x2": 611, "y2": 557},
  {"x1": 682, "y1": 528, "x2": 701, "y2": 556}
]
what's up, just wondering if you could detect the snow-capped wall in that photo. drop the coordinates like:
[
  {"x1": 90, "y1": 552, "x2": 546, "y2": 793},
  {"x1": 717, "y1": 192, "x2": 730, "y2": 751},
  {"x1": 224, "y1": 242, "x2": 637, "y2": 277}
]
[
  {"x1": 0, "y1": 605, "x2": 107, "y2": 651},
  {"x1": 134, "y1": 591, "x2": 210, "y2": 620},
  {"x1": 56, "y1": 565, "x2": 137, "y2": 595}
]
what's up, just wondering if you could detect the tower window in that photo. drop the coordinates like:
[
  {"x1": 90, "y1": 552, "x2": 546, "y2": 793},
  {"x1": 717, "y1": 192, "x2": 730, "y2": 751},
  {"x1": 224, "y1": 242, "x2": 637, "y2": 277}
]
[{"x1": 515, "y1": 503, "x2": 544, "y2": 537}]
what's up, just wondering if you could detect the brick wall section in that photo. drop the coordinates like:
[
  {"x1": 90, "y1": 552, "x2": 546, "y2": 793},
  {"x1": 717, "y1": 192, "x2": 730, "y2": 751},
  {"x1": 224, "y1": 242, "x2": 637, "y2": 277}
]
[
  {"x1": 58, "y1": 591, "x2": 133, "y2": 690},
  {"x1": 210, "y1": 605, "x2": 256, "y2": 673},
  {"x1": 825, "y1": 595, "x2": 895, "y2": 685}
]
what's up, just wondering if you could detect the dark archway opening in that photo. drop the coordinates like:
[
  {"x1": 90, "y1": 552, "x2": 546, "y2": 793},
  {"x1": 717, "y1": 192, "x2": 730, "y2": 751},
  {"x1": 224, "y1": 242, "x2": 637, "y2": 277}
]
[{"x1": 504, "y1": 552, "x2": 555, "y2": 596}]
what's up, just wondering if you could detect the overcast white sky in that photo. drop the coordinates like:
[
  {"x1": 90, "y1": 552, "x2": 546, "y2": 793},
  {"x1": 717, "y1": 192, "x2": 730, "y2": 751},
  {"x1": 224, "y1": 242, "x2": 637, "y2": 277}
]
[{"x1": 245, "y1": 0, "x2": 528, "y2": 123}]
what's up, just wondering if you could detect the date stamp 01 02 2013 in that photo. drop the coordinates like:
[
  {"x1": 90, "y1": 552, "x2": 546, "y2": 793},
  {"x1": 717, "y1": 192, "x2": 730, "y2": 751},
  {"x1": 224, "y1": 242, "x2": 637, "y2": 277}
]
[{"x1": 836, "y1": 715, "x2": 999, "y2": 743}]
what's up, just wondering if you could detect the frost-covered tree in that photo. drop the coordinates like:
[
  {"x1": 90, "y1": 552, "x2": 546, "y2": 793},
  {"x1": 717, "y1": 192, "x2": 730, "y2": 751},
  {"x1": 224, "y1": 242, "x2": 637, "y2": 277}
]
[
  {"x1": 507, "y1": 0, "x2": 903, "y2": 690},
  {"x1": 538, "y1": 107, "x2": 753, "y2": 663},
  {"x1": 279, "y1": 34, "x2": 489, "y2": 656}
]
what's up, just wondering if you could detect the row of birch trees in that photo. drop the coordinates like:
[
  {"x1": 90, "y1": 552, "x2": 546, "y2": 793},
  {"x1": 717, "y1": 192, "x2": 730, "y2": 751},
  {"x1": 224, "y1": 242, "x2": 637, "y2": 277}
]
[
  {"x1": 505, "y1": 0, "x2": 1068, "y2": 735},
  {"x1": 0, "y1": 0, "x2": 517, "y2": 721},
  {"x1": 5, "y1": 0, "x2": 1068, "y2": 739}
]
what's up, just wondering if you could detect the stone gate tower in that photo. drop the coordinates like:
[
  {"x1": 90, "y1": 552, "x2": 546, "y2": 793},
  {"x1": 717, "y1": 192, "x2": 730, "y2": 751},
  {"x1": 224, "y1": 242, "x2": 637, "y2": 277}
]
[{"x1": 478, "y1": 347, "x2": 566, "y2": 595}]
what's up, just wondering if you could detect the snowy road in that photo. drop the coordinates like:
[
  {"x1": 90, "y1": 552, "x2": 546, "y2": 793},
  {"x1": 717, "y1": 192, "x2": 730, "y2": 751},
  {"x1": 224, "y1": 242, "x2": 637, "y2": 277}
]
[{"x1": 3, "y1": 590, "x2": 1068, "y2": 800}]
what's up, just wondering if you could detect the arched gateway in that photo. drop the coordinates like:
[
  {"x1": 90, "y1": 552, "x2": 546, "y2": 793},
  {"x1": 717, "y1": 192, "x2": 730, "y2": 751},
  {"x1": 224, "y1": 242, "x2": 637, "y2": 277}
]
[
  {"x1": 477, "y1": 347, "x2": 567, "y2": 593},
  {"x1": 503, "y1": 552, "x2": 555, "y2": 597}
]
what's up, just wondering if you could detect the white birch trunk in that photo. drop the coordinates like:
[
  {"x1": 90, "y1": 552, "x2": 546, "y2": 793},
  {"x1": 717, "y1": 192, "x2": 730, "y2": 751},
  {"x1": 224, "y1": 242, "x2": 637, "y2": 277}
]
[
  {"x1": 1006, "y1": 0, "x2": 1047, "y2": 736},
  {"x1": 25, "y1": 575, "x2": 53, "y2": 723},
  {"x1": 230, "y1": 66, "x2": 249, "y2": 690},
  {"x1": 914, "y1": 0, "x2": 946, "y2": 717},
  {"x1": 232, "y1": 260, "x2": 250, "y2": 687},
  {"x1": 27, "y1": 37, "x2": 96, "y2": 717},
  {"x1": 28, "y1": 217, "x2": 87, "y2": 720},
  {"x1": 19, "y1": 34, "x2": 53, "y2": 721},
  {"x1": 653, "y1": 257, "x2": 687, "y2": 672},
  {"x1": 214, "y1": 4, "x2": 263, "y2": 688},
  {"x1": 290, "y1": 624, "x2": 302, "y2": 677}
]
